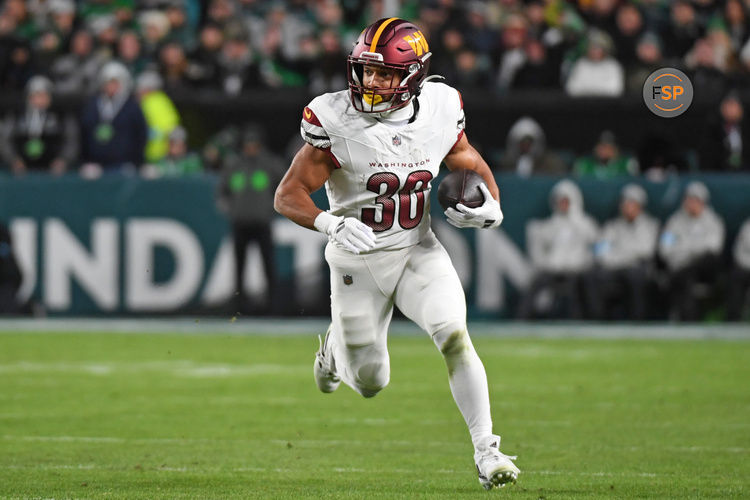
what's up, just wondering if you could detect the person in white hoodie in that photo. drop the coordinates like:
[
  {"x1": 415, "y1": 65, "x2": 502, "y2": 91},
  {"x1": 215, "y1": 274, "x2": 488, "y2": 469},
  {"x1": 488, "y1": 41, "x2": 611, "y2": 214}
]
[
  {"x1": 658, "y1": 181, "x2": 725, "y2": 321},
  {"x1": 565, "y1": 29, "x2": 625, "y2": 97},
  {"x1": 728, "y1": 218, "x2": 750, "y2": 321},
  {"x1": 518, "y1": 180, "x2": 599, "y2": 319},
  {"x1": 585, "y1": 184, "x2": 659, "y2": 320}
]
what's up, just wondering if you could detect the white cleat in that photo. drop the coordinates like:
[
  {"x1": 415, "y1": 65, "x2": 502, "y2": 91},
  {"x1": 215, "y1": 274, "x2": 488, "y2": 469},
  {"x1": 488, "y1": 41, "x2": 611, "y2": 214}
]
[
  {"x1": 474, "y1": 435, "x2": 520, "y2": 490},
  {"x1": 313, "y1": 327, "x2": 340, "y2": 393}
]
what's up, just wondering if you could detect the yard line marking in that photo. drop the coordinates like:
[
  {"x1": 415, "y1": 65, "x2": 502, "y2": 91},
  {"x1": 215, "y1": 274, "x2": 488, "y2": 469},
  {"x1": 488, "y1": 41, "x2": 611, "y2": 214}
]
[
  {"x1": 0, "y1": 464, "x2": 703, "y2": 479},
  {"x1": 0, "y1": 361, "x2": 303, "y2": 378},
  {"x1": 529, "y1": 470, "x2": 660, "y2": 478},
  {"x1": 4, "y1": 435, "x2": 748, "y2": 455},
  {"x1": 0, "y1": 318, "x2": 749, "y2": 340}
]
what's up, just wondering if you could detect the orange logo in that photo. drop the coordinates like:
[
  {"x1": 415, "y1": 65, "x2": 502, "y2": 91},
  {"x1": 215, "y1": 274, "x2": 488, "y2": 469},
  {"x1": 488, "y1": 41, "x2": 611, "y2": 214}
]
[
  {"x1": 403, "y1": 30, "x2": 429, "y2": 56},
  {"x1": 304, "y1": 107, "x2": 312, "y2": 120},
  {"x1": 643, "y1": 68, "x2": 693, "y2": 118}
]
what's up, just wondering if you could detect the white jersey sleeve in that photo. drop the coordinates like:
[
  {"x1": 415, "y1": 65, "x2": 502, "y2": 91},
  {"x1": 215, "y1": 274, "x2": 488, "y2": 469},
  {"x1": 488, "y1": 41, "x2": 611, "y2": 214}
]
[{"x1": 300, "y1": 102, "x2": 331, "y2": 150}]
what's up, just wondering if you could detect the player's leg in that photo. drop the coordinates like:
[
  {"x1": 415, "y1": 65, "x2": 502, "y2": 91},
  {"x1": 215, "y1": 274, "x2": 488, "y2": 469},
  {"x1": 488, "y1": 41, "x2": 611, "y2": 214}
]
[
  {"x1": 393, "y1": 233, "x2": 518, "y2": 488},
  {"x1": 321, "y1": 244, "x2": 397, "y2": 398}
]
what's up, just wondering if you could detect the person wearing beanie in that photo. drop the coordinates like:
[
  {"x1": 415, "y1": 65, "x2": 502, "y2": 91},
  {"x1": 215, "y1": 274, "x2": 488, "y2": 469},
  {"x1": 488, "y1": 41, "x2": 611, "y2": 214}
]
[
  {"x1": 585, "y1": 183, "x2": 660, "y2": 320},
  {"x1": 658, "y1": 182, "x2": 726, "y2": 321},
  {"x1": 79, "y1": 61, "x2": 147, "y2": 174},
  {"x1": 0, "y1": 75, "x2": 78, "y2": 175}
]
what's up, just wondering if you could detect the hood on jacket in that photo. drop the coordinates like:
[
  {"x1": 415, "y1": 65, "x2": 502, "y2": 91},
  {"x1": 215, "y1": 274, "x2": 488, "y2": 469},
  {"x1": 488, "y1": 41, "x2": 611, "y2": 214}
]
[
  {"x1": 550, "y1": 179, "x2": 584, "y2": 213},
  {"x1": 506, "y1": 116, "x2": 546, "y2": 160}
]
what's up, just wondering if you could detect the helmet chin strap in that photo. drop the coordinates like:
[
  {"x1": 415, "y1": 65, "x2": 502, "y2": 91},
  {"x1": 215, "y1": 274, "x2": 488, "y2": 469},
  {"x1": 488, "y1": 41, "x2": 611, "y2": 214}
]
[{"x1": 372, "y1": 99, "x2": 415, "y2": 121}]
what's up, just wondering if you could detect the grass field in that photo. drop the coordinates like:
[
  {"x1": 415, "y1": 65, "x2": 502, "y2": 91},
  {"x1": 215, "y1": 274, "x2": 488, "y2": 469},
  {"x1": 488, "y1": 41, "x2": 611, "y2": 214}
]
[{"x1": 1, "y1": 326, "x2": 749, "y2": 499}]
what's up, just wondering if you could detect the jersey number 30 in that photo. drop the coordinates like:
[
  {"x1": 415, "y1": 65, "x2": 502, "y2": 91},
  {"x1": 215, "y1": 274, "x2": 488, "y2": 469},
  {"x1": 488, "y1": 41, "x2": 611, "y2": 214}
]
[{"x1": 361, "y1": 170, "x2": 433, "y2": 232}]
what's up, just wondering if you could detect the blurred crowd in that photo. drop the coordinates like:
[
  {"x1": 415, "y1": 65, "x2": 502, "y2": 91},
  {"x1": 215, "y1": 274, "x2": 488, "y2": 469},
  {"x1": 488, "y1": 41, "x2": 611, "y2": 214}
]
[
  {"x1": 520, "y1": 179, "x2": 750, "y2": 322},
  {"x1": 0, "y1": 0, "x2": 748, "y2": 176},
  {"x1": 1, "y1": 0, "x2": 750, "y2": 96}
]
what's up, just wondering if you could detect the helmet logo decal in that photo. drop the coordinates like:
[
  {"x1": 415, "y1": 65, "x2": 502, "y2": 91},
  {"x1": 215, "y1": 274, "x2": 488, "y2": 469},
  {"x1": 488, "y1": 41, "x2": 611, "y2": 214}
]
[{"x1": 403, "y1": 31, "x2": 429, "y2": 56}]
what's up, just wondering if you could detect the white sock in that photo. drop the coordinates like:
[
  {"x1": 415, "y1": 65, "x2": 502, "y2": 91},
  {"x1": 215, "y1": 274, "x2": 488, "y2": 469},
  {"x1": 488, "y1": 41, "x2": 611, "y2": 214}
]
[{"x1": 437, "y1": 332, "x2": 493, "y2": 450}]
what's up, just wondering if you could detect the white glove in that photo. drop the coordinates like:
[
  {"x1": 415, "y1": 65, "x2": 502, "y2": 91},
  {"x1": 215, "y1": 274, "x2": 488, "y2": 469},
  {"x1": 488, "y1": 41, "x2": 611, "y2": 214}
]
[
  {"x1": 445, "y1": 183, "x2": 504, "y2": 229},
  {"x1": 314, "y1": 212, "x2": 377, "y2": 254}
]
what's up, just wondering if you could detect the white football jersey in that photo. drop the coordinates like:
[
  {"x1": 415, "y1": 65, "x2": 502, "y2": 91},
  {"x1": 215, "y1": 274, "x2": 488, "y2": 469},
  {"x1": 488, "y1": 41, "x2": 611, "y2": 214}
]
[{"x1": 301, "y1": 82, "x2": 465, "y2": 251}]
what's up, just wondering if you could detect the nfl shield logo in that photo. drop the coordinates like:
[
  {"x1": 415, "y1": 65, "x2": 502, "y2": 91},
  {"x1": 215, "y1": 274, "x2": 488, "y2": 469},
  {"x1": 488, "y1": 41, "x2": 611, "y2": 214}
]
[
  {"x1": 392, "y1": 135, "x2": 401, "y2": 146},
  {"x1": 343, "y1": 275, "x2": 353, "y2": 285}
]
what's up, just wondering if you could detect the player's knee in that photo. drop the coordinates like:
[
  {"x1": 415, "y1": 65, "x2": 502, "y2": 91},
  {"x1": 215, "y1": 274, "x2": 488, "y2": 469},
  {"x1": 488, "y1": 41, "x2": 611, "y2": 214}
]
[
  {"x1": 354, "y1": 361, "x2": 390, "y2": 398},
  {"x1": 433, "y1": 325, "x2": 471, "y2": 357}
]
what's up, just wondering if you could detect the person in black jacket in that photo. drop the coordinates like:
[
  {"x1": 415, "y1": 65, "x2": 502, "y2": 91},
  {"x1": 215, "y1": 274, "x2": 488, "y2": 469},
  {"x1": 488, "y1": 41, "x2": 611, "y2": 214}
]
[
  {"x1": 698, "y1": 92, "x2": 748, "y2": 172},
  {"x1": 79, "y1": 61, "x2": 147, "y2": 175},
  {"x1": 0, "y1": 75, "x2": 78, "y2": 175}
]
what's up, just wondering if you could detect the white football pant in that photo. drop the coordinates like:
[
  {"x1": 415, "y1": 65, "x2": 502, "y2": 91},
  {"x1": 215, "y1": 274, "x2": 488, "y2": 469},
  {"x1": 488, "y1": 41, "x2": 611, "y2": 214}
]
[{"x1": 324, "y1": 231, "x2": 493, "y2": 447}]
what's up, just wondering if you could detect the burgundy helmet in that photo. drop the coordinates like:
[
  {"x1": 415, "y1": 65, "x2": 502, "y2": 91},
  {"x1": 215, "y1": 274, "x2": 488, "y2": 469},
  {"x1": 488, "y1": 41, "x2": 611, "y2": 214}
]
[{"x1": 347, "y1": 18, "x2": 432, "y2": 113}]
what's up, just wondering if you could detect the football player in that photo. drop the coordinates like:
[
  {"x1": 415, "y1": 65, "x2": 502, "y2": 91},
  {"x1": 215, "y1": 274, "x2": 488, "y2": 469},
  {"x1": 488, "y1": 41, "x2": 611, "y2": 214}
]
[{"x1": 274, "y1": 18, "x2": 518, "y2": 489}]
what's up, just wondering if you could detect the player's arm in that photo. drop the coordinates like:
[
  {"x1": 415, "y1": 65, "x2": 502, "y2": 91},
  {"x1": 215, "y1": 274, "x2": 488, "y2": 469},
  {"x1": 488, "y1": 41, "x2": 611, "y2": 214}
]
[
  {"x1": 443, "y1": 133, "x2": 504, "y2": 229},
  {"x1": 274, "y1": 143, "x2": 334, "y2": 230},
  {"x1": 274, "y1": 143, "x2": 376, "y2": 253}
]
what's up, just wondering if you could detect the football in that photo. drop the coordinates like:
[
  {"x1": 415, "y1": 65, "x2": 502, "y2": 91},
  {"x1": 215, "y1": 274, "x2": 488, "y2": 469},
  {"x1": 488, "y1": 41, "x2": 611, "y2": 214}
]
[{"x1": 436, "y1": 169, "x2": 486, "y2": 211}]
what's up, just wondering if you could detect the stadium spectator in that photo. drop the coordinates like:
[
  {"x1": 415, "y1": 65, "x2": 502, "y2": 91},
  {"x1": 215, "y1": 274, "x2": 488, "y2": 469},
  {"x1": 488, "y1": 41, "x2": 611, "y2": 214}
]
[
  {"x1": 139, "y1": 10, "x2": 170, "y2": 60},
  {"x1": 0, "y1": 75, "x2": 77, "y2": 176},
  {"x1": 662, "y1": 1, "x2": 703, "y2": 60},
  {"x1": 2, "y1": 0, "x2": 38, "y2": 40},
  {"x1": 464, "y1": 2, "x2": 500, "y2": 56},
  {"x1": 582, "y1": 0, "x2": 619, "y2": 35},
  {"x1": 724, "y1": 0, "x2": 747, "y2": 53},
  {"x1": 498, "y1": 116, "x2": 567, "y2": 176},
  {"x1": 47, "y1": 0, "x2": 76, "y2": 49},
  {"x1": 728, "y1": 217, "x2": 750, "y2": 321},
  {"x1": 163, "y1": 0, "x2": 196, "y2": 52},
  {"x1": 202, "y1": 125, "x2": 240, "y2": 172},
  {"x1": 565, "y1": 29, "x2": 624, "y2": 97},
  {"x1": 79, "y1": 61, "x2": 147, "y2": 175},
  {"x1": 216, "y1": 124, "x2": 285, "y2": 313},
  {"x1": 585, "y1": 184, "x2": 659, "y2": 320},
  {"x1": 50, "y1": 29, "x2": 106, "y2": 95},
  {"x1": 1, "y1": 36, "x2": 35, "y2": 91},
  {"x1": 431, "y1": 27, "x2": 468, "y2": 86},
  {"x1": 496, "y1": 13, "x2": 529, "y2": 92},
  {"x1": 206, "y1": 0, "x2": 235, "y2": 29},
  {"x1": 612, "y1": 3, "x2": 645, "y2": 68},
  {"x1": 89, "y1": 14, "x2": 119, "y2": 56},
  {"x1": 186, "y1": 21, "x2": 224, "y2": 88},
  {"x1": 519, "y1": 180, "x2": 599, "y2": 319},
  {"x1": 698, "y1": 92, "x2": 748, "y2": 172},
  {"x1": 574, "y1": 130, "x2": 638, "y2": 179},
  {"x1": 217, "y1": 24, "x2": 263, "y2": 95},
  {"x1": 686, "y1": 37, "x2": 729, "y2": 97},
  {"x1": 158, "y1": 41, "x2": 193, "y2": 91},
  {"x1": 511, "y1": 38, "x2": 561, "y2": 91},
  {"x1": 136, "y1": 71, "x2": 180, "y2": 164},
  {"x1": 308, "y1": 28, "x2": 347, "y2": 94},
  {"x1": 144, "y1": 126, "x2": 203, "y2": 178},
  {"x1": 625, "y1": 32, "x2": 664, "y2": 94},
  {"x1": 658, "y1": 182, "x2": 725, "y2": 321},
  {"x1": 117, "y1": 29, "x2": 147, "y2": 78}
]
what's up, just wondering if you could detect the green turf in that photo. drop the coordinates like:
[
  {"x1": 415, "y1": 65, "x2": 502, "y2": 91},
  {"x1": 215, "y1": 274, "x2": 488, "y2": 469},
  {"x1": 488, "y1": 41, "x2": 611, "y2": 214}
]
[{"x1": 0, "y1": 331, "x2": 748, "y2": 499}]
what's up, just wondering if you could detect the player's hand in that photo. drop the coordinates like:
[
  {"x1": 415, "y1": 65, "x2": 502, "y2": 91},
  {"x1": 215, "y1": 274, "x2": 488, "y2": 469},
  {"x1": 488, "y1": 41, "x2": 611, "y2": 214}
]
[
  {"x1": 331, "y1": 217, "x2": 377, "y2": 254},
  {"x1": 315, "y1": 213, "x2": 376, "y2": 254},
  {"x1": 445, "y1": 183, "x2": 503, "y2": 229}
]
